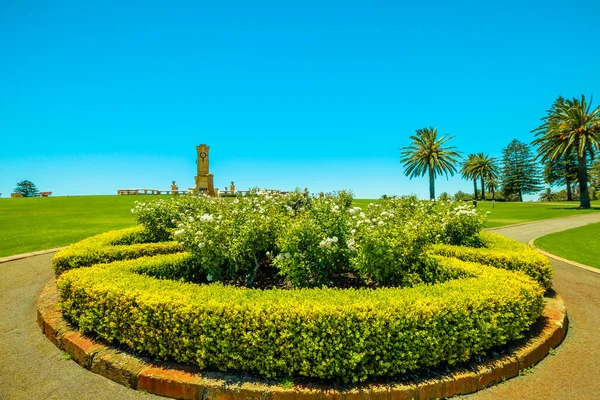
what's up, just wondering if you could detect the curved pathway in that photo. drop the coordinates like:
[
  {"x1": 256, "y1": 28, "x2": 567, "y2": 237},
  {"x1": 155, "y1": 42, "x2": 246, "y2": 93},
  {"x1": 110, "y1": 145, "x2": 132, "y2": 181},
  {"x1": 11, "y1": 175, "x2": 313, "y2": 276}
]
[
  {"x1": 1, "y1": 213, "x2": 599, "y2": 399},
  {"x1": 0, "y1": 254, "x2": 161, "y2": 399},
  {"x1": 460, "y1": 213, "x2": 600, "y2": 399}
]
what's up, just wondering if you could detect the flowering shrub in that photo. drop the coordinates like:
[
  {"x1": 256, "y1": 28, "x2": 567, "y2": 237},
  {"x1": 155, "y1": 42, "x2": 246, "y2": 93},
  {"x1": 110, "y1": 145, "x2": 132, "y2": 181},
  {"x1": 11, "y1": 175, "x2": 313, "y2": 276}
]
[
  {"x1": 273, "y1": 195, "x2": 353, "y2": 286},
  {"x1": 131, "y1": 195, "x2": 218, "y2": 241},
  {"x1": 129, "y1": 191, "x2": 486, "y2": 287}
]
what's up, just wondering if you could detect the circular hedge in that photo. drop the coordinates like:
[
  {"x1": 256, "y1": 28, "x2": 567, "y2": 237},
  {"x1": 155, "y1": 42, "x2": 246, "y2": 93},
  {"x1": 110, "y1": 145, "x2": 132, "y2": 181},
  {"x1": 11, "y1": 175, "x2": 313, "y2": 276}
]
[{"x1": 53, "y1": 229, "x2": 549, "y2": 383}]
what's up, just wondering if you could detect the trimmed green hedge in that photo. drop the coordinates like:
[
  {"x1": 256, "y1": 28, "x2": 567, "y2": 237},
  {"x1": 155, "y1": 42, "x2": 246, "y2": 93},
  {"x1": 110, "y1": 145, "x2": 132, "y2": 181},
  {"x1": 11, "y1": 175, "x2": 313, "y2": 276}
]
[
  {"x1": 429, "y1": 232, "x2": 553, "y2": 290},
  {"x1": 51, "y1": 227, "x2": 182, "y2": 276},
  {"x1": 57, "y1": 252, "x2": 544, "y2": 383}
]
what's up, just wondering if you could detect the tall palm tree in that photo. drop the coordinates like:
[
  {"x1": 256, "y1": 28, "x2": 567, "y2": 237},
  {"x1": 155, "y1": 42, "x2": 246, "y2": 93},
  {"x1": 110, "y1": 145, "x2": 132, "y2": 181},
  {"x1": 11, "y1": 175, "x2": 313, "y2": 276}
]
[
  {"x1": 400, "y1": 127, "x2": 461, "y2": 200},
  {"x1": 461, "y1": 154, "x2": 479, "y2": 200},
  {"x1": 486, "y1": 176, "x2": 499, "y2": 200},
  {"x1": 472, "y1": 153, "x2": 500, "y2": 201},
  {"x1": 533, "y1": 95, "x2": 600, "y2": 208}
]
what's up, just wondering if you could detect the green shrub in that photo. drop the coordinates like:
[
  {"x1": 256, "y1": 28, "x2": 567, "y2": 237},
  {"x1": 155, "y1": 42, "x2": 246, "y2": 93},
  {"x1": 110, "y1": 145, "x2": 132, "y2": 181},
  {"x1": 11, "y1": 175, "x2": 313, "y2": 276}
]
[
  {"x1": 429, "y1": 232, "x2": 553, "y2": 290},
  {"x1": 51, "y1": 227, "x2": 182, "y2": 276},
  {"x1": 57, "y1": 253, "x2": 543, "y2": 383},
  {"x1": 132, "y1": 195, "x2": 219, "y2": 241}
]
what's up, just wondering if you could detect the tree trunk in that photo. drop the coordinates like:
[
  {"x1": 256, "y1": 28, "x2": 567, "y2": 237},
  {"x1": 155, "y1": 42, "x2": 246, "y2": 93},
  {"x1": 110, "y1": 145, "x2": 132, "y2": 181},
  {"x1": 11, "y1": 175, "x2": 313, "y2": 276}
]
[
  {"x1": 566, "y1": 177, "x2": 573, "y2": 201},
  {"x1": 519, "y1": 189, "x2": 523, "y2": 202},
  {"x1": 429, "y1": 166, "x2": 435, "y2": 200},
  {"x1": 578, "y1": 154, "x2": 591, "y2": 208},
  {"x1": 480, "y1": 176, "x2": 486, "y2": 200},
  {"x1": 473, "y1": 179, "x2": 478, "y2": 200},
  {"x1": 491, "y1": 187, "x2": 495, "y2": 200}
]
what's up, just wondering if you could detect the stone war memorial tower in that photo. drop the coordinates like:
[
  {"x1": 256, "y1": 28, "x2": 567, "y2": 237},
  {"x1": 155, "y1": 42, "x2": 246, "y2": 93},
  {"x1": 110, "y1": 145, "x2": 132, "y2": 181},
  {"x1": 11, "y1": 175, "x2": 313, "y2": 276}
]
[{"x1": 193, "y1": 144, "x2": 215, "y2": 196}]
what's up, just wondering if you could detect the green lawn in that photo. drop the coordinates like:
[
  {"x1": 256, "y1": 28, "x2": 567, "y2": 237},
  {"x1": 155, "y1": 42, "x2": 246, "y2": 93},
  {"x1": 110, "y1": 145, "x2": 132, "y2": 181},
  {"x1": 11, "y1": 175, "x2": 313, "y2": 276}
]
[
  {"x1": 475, "y1": 200, "x2": 600, "y2": 228},
  {"x1": 535, "y1": 222, "x2": 600, "y2": 269},
  {"x1": 0, "y1": 195, "x2": 170, "y2": 257},
  {"x1": 1, "y1": 195, "x2": 599, "y2": 258}
]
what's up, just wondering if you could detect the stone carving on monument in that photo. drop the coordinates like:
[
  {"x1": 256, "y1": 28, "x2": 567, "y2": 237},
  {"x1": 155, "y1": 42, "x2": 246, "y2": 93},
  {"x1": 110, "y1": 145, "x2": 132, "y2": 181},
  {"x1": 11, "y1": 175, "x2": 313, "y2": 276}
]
[{"x1": 193, "y1": 144, "x2": 215, "y2": 196}]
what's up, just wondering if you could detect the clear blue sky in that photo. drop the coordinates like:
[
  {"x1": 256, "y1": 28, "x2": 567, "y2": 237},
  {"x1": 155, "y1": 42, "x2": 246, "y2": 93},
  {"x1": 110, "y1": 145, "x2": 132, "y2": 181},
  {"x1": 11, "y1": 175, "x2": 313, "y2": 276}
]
[{"x1": 1, "y1": 0, "x2": 598, "y2": 199}]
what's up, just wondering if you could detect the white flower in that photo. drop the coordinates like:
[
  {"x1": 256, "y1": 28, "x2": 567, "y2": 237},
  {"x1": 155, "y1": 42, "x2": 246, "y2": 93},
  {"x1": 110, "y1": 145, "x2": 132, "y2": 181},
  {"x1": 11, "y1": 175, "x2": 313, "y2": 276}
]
[
  {"x1": 198, "y1": 242, "x2": 205, "y2": 249},
  {"x1": 174, "y1": 229, "x2": 185, "y2": 236},
  {"x1": 199, "y1": 214, "x2": 214, "y2": 223},
  {"x1": 378, "y1": 220, "x2": 385, "y2": 226},
  {"x1": 350, "y1": 229, "x2": 356, "y2": 235}
]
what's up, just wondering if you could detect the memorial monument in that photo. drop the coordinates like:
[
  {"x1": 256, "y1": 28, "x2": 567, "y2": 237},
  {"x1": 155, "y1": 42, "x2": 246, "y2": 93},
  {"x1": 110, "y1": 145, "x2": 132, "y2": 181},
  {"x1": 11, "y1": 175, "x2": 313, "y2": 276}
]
[{"x1": 193, "y1": 144, "x2": 215, "y2": 196}]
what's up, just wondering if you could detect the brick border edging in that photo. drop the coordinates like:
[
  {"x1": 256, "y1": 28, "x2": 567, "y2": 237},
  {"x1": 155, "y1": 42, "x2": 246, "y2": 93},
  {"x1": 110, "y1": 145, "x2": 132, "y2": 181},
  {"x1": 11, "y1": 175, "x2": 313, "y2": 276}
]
[{"x1": 38, "y1": 278, "x2": 568, "y2": 400}]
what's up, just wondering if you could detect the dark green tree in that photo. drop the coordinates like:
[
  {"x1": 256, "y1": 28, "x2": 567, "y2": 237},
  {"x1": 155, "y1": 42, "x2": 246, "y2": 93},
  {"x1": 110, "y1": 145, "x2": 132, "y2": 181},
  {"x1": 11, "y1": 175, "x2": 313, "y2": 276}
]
[
  {"x1": 542, "y1": 151, "x2": 580, "y2": 201},
  {"x1": 501, "y1": 139, "x2": 543, "y2": 202},
  {"x1": 532, "y1": 94, "x2": 600, "y2": 208},
  {"x1": 14, "y1": 180, "x2": 40, "y2": 197},
  {"x1": 400, "y1": 127, "x2": 461, "y2": 200}
]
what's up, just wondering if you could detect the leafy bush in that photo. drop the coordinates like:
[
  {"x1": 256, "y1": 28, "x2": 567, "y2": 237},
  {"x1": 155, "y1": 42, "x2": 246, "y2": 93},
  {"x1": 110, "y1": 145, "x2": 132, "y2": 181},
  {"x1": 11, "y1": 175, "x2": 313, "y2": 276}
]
[
  {"x1": 131, "y1": 195, "x2": 219, "y2": 241},
  {"x1": 429, "y1": 232, "x2": 553, "y2": 289},
  {"x1": 51, "y1": 227, "x2": 182, "y2": 276},
  {"x1": 57, "y1": 253, "x2": 544, "y2": 383},
  {"x1": 273, "y1": 198, "x2": 352, "y2": 286}
]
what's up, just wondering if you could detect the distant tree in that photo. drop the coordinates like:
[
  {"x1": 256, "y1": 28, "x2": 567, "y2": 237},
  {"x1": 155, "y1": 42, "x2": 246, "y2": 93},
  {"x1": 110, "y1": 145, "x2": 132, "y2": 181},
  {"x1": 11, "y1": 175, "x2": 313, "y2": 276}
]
[
  {"x1": 471, "y1": 153, "x2": 499, "y2": 200},
  {"x1": 453, "y1": 190, "x2": 474, "y2": 201},
  {"x1": 486, "y1": 176, "x2": 499, "y2": 200},
  {"x1": 532, "y1": 94, "x2": 600, "y2": 208},
  {"x1": 501, "y1": 139, "x2": 543, "y2": 202},
  {"x1": 539, "y1": 187, "x2": 558, "y2": 202},
  {"x1": 461, "y1": 154, "x2": 479, "y2": 200},
  {"x1": 590, "y1": 158, "x2": 600, "y2": 187},
  {"x1": 542, "y1": 151, "x2": 580, "y2": 201},
  {"x1": 400, "y1": 127, "x2": 461, "y2": 200},
  {"x1": 437, "y1": 192, "x2": 451, "y2": 201},
  {"x1": 14, "y1": 180, "x2": 39, "y2": 197}
]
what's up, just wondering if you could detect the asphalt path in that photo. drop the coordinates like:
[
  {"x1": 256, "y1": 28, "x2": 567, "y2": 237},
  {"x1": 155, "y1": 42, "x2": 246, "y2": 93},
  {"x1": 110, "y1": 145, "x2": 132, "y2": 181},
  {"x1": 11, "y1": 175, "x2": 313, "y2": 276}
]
[
  {"x1": 460, "y1": 213, "x2": 600, "y2": 399},
  {"x1": 1, "y1": 213, "x2": 599, "y2": 399}
]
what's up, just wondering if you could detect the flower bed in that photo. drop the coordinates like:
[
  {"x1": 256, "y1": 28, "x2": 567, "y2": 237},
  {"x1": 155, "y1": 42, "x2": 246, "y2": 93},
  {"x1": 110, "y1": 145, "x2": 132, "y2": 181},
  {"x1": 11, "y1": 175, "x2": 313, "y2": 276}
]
[{"x1": 52, "y1": 191, "x2": 551, "y2": 383}]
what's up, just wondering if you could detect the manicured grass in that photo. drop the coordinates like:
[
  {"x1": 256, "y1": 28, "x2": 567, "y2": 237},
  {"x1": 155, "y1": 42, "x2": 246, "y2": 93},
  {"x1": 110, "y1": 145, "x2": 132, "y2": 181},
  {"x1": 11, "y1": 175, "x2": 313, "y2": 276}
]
[
  {"x1": 475, "y1": 200, "x2": 600, "y2": 228},
  {"x1": 534, "y1": 222, "x2": 600, "y2": 269},
  {"x1": 0, "y1": 195, "x2": 171, "y2": 257},
  {"x1": 1, "y1": 195, "x2": 599, "y2": 258}
]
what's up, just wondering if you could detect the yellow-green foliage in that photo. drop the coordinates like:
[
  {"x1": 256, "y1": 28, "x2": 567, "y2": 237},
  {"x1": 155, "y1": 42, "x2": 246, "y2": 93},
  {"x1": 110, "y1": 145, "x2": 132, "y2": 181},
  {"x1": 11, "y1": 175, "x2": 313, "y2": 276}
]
[
  {"x1": 429, "y1": 232, "x2": 553, "y2": 290},
  {"x1": 51, "y1": 227, "x2": 182, "y2": 276},
  {"x1": 57, "y1": 253, "x2": 544, "y2": 383}
]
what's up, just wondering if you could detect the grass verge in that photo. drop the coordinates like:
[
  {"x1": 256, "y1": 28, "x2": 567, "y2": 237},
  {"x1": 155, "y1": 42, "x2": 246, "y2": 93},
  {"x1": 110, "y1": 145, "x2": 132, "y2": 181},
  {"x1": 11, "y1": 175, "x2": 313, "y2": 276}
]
[{"x1": 534, "y1": 222, "x2": 600, "y2": 269}]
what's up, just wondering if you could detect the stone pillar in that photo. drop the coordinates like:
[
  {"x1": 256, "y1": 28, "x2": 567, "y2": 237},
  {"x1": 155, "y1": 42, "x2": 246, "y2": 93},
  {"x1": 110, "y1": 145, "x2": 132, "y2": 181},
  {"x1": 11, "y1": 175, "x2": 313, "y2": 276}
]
[{"x1": 194, "y1": 144, "x2": 215, "y2": 196}]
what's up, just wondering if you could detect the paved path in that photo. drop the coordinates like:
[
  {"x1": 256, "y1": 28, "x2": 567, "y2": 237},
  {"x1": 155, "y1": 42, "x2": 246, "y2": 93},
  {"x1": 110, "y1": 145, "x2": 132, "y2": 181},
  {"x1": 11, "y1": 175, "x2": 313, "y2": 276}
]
[
  {"x1": 1, "y1": 213, "x2": 599, "y2": 399},
  {"x1": 0, "y1": 254, "x2": 161, "y2": 400},
  {"x1": 460, "y1": 213, "x2": 600, "y2": 399}
]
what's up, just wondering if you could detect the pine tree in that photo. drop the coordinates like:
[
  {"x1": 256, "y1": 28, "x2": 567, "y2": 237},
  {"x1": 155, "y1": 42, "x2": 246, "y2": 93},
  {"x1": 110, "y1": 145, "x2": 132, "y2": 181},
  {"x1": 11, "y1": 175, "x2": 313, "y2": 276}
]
[
  {"x1": 14, "y1": 180, "x2": 40, "y2": 197},
  {"x1": 542, "y1": 151, "x2": 580, "y2": 201},
  {"x1": 501, "y1": 139, "x2": 542, "y2": 201}
]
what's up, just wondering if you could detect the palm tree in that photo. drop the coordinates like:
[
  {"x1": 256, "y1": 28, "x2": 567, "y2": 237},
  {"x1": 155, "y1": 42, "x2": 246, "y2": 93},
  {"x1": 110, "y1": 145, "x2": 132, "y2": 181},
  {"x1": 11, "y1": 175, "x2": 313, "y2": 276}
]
[
  {"x1": 461, "y1": 154, "x2": 479, "y2": 200},
  {"x1": 472, "y1": 153, "x2": 500, "y2": 201},
  {"x1": 539, "y1": 188, "x2": 557, "y2": 202},
  {"x1": 400, "y1": 127, "x2": 461, "y2": 200},
  {"x1": 533, "y1": 95, "x2": 600, "y2": 208},
  {"x1": 486, "y1": 176, "x2": 499, "y2": 200}
]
